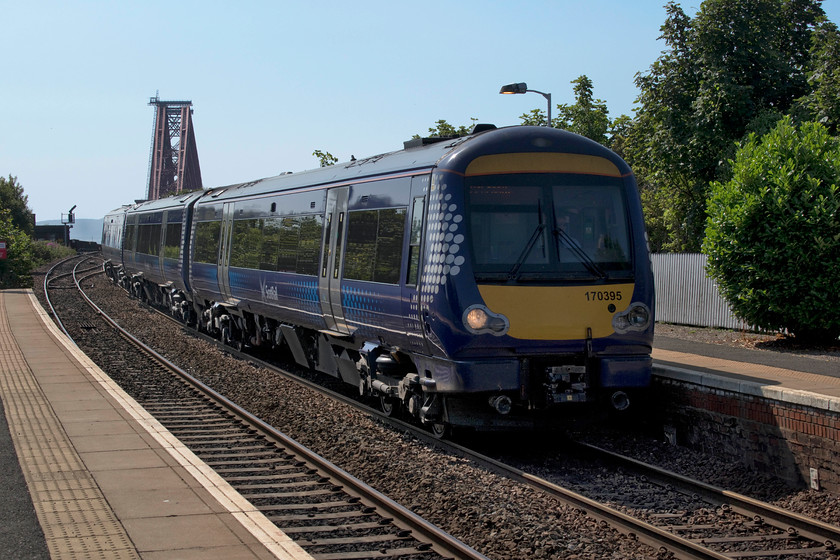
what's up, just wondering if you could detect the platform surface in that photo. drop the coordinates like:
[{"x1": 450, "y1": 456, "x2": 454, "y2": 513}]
[
  {"x1": 653, "y1": 334, "x2": 840, "y2": 411},
  {"x1": 0, "y1": 289, "x2": 313, "y2": 560}
]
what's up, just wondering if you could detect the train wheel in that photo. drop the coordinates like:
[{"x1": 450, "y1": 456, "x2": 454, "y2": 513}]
[
  {"x1": 379, "y1": 395, "x2": 400, "y2": 417},
  {"x1": 430, "y1": 422, "x2": 450, "y2": 439}
]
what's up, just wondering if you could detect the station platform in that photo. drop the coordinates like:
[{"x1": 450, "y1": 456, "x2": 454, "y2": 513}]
[
  {"x1": 653, "y1": 335, "x2": 840, "y2": 412},
  {"x1": 0, "y1": 289, "x2": 314, "y2": 560},
  {"x1": 1, "y1": 287, "x2": 838, "y2": 558}
]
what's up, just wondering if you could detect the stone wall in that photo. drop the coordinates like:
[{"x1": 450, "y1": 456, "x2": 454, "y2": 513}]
[{"x1": 651, "y1": 376, "x2": 840, "y2": 493}]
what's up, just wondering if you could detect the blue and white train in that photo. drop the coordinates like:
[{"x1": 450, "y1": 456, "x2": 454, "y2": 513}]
[{"x1": 102, "y1": 125, "x2": 654, "y2": 435}]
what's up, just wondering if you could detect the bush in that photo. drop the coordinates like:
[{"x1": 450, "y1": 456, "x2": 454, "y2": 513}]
[
  {"x1": 31, "y1": 239, "x2": 76, "y2": 265},
  {"x1": 0, "y1": 209, "x2": 35, "y2": 289},
  {"x1": 703, "y1": 117, "x2": 840, "y2": 344},
  {"x1": 0, "y1": 208, "x2": 78, "y2": 288}
]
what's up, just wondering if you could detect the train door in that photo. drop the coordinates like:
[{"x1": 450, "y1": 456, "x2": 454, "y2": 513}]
[
  {"x1": 157, "y1": 210, "x2": 168, "y2": 281},
  {"x1": 217, "y1": 202, "x2": 235, "y2": 303},
  {"x1": 401, "y1": 174, "x2": 431, "y2": 353},
  {"x1": 318, "y1": 186, "x2": 351, "y2": 334}
]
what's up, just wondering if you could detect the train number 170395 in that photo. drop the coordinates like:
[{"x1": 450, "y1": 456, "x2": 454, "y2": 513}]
[{"x1": 585, "y1": 290, "x2": 623, "y2": 302}]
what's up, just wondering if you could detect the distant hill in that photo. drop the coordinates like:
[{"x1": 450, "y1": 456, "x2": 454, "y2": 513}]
[{"x1": 37, "y1": 219, "x2": 103, "y2": 242}]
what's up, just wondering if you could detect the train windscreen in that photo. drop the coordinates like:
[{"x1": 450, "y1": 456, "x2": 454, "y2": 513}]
[{"x1": 466, "y1": 174, "x2": 633, "y2": 282}]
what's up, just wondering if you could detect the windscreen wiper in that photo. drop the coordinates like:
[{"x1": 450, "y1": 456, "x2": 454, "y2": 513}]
[
  {"x1": 553, "y1": 228, "x2": 608, "y2": 280},
  {"x1": 508, "y1": 223, "x2": 546, "y2": 280}
]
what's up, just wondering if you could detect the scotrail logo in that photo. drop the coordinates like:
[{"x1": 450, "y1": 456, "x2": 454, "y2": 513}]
[{"x1": 261, "y1": 280, "x2": 279, "y2": 302}]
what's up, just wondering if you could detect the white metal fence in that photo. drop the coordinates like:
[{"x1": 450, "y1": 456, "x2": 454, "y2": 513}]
[{"x1": 651, "y1": 253, "x2": 750, "y2": 330}]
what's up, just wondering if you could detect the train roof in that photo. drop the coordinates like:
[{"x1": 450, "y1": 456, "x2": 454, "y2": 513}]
[
  {"x1": 197, "y1": 133, "x2": 475, "y2": 204},
  {"x1": 105, "y1": 190, "x2": 205, "y2": 216},
  {"x1": 110, "y1": 125, "x2": 632, "y2": 216},
  {"x1": 195, "y1": 125, "x2": 630, "y2": 205}
]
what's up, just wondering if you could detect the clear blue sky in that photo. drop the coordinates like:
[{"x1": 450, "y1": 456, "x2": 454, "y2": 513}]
[{"x1": 3, "y1": 1, "x2": 839, "y2": 222}]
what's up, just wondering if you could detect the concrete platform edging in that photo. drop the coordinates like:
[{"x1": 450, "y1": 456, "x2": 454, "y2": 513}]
[{"x1": 654, "y1": 363, "x2": 840, "y2": 413}]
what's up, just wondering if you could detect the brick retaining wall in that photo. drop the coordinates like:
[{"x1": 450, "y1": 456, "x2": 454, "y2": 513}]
[{"x1": 652, "y1": 376, "x2": 840, "y2": 493}]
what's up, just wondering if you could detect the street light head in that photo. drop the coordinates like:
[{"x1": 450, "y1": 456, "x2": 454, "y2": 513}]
[{"x1": 499, "y1": 82, "x2": 528, "y2": 94}]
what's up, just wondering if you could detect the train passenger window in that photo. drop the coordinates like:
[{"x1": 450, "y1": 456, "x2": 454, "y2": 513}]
[
  {"x1": 137, "y1": 224, "x2": 162, "y2": 256},
  {"x1": 277, "y1": 217, "x2": 300, "y2": 272},
  {"x1": 231, "y1": 219, "x2": 262, "y2": 269},
  {"x1": 228, "y1": 215, "x2": 324, "y2": 275},
  {"x1": 344, "y1": 208, "x2": 406, "y2": 284},
  {"x1": 261, "y1": 218, "x2": 281, "y2": 270},
  {"x1": 406, "y1": 197, "x2": 424, "y2": 285},
  {"x1": 296, "y1": 215, "x2": 323, "y2": 276},
  {"x1": 123, "y1": 224, "x2": 137, "y2": 252},
  {"x1": 194, "y1": 221, "x2": 222, "y2": 264},
  {"x1": 163, "y1": 223, "x2": 182, "y2": 259}
]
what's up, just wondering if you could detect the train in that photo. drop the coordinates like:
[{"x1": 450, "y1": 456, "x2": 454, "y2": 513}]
[{"x1": 102, "y1": 124, "x2": 654, "y2": 435}]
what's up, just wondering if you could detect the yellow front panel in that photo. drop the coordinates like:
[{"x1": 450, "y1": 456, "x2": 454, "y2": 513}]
[
  {"x1": 465, "y1": 153, "x2": 622, "y2": 178},
  {"x1": 477, "y1": 284, "x2": 635, "y2": 340}
]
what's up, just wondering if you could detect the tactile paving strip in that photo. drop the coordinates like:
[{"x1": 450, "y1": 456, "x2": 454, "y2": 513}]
[{"x1": 0, "y1": 291, "x2": 140, "y2": 560}]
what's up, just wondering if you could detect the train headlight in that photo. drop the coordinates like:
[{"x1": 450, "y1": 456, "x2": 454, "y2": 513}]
[
  {"x1": 463, "y1": 305, "x2": 509, "y2": 336},
  {"x1": 612, "y1": 303, "x2": 651, "y2": 333}
]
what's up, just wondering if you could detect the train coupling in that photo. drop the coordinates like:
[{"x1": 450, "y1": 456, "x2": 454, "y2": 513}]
[{"x1": 545, "y1": 365, "x2": 590, "y2": 404}]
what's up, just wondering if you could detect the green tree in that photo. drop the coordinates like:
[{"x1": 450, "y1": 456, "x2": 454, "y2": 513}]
[
  {"x1": 794, "y1": 18, "x2": 840, "y2": 132},
  {"x1": 0, "y1": 175, "x2": 34, "y2": 236},
  {"x1": 630, "y1": 0, "x2": 825, "y2": 252},
  {"x1": 703, "y1": 117, "x2": 840, "y2": 343},
  {"x1": 554, "y1": 76, "x2": 611, "y2": 145},
  {"x1": 514, "y1": 75, "x2": 617, "y2": 147},
  {"x1": 518, "y1": 108, "x2": 548, "y2": 127},
  {"x1": 312, "y1": 150, "x2": 338, "y2": 167},
  {"x1": 0, "y1": 208, "x2": 35, "y2": 288},
  {"x1": 424, "y1": 119, "x2": 477, "y2": 138}
]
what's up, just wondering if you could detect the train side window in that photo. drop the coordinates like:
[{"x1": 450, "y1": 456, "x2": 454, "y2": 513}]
[
  {"x1": 193, "y1": 221, "x2": 222, "y2": 264},
  {"x1": 137, "y1": 224, "x2": 161, "y2": 256},
  {"x1": 344, "y1": 211, "x2": 377, "y2": 281},
  {"x1": 344, "y1": 208, "x2": 406, "y2": 284},
  {"x1": 230, "y1": 219, "x2": 261, "y2": 269},
  {"x1": 296, "y1": 215, "x2": 323, "y2": 276},
  {"x1": 406, "y1": 197, "x2": 424, "y2": 285},
  {"x1": 261, "y1": 218, "x2": 282, "y2": 271},
  {"x1": 163, "y1": 223, "x2": 182, "y2": 259},
  {"x1": 123, "y1": 223, "x2": 137, "y2": 252},
  {"x1": 277, "y1": 217, "x2": 300, "y2": 272}
]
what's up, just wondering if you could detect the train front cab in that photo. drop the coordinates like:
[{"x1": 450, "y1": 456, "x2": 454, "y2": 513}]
[
  {"x1": 415, "y1": 129, "x2": 654, "y2": 430},
  {"x1": 102, "y1": 207, "x2": 128, "y2": 281}
]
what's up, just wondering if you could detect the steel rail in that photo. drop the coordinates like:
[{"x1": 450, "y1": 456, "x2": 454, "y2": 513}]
[
  {"x1": 42, "y1": 254, "x2": 90, "y2": 340},
  {"x1": 575, "y1": 441, "x2": 840, "y2": 551}
]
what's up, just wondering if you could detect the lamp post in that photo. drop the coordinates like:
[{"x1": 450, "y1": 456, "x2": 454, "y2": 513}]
[{"x1": 499, "y1": 82, "x2": 552, "y2": 127}]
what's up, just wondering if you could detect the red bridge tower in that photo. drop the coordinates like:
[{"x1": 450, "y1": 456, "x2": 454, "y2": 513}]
[{"x1": 146, "y1": 95, "x2": 203, "y2": 200}]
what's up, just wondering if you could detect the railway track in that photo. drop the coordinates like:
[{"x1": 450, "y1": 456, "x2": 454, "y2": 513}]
[
  {"x1": 43, "y1": 255, "x2": 488, "y2": 560},
  {"x1": 43, "y1": 254, "x2": 840, "y2": 560}
]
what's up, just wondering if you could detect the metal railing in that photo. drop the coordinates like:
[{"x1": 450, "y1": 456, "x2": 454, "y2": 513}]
[{"x1": 652, "y1": 253, "x2": 751, "y2": 330}]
